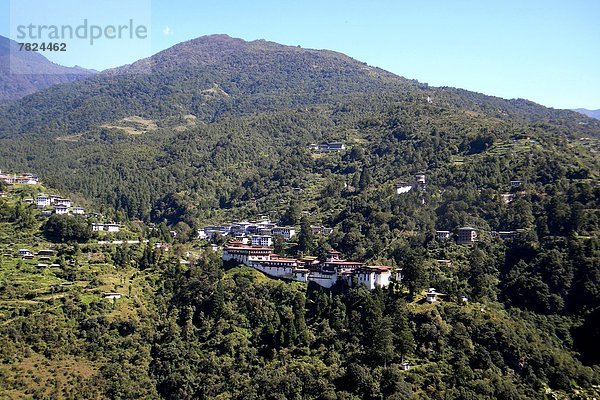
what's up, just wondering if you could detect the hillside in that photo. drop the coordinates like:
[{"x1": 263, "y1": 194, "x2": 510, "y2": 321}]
[
  {"x1": 0, "y1": 35, "x2": 599, "y2": 399},
  {"x1": 0, "y1": 35, "x2": 95, "y2": 102}
]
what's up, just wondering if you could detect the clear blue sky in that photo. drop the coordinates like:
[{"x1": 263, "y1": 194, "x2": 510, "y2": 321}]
[{"x1": 1, "y1": 0, "x2": 599, "y2": 109}]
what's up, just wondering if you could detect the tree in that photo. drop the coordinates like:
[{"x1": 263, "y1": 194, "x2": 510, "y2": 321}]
[
  {"x1": 297, "y1": 216, "x2": 315, "y2": 255},
  {"x1": 42, "y1": 214, "x2": 92, "y2": 243},
  {"x1": 281, "y1": 200, "x2": 301, "y2": 226}
]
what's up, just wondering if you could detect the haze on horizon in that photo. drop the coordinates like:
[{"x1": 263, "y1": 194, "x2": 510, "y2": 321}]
[{"x1": 0, "y1": 0, "x2": 598, "y2": 110}]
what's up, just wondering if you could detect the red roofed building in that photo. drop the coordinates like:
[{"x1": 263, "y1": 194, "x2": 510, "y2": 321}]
[{"x1": 222, "y1": 242, "x2": 393, "y2": 290}]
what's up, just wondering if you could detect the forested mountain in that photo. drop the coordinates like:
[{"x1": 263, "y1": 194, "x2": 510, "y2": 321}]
[
  {"x1": 0, "y1": 35, "x2": 95, "y2": 102},
  {"x1": 0, "y1": 34, "x2": 599, "y2": 399}
]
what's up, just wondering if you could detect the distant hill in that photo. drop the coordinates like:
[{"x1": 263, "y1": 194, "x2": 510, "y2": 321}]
[
  {"x1": 573, "y1": 108, "x2": 600, "y2": 120},
  {"x1": 0, "y1": 35, "x2": 95, "y2": 102}
]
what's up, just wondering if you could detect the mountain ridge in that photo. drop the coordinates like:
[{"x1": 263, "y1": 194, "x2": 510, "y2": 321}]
[
  {"x1": 0, "y1": 34, "x2": 598, "y2": 139},
  {"x1": 0, "y1": 35, "x2": 96, "y2": 102},
  {"x1": 573, "y1": 108, "x2": 600, "y2": 120}
]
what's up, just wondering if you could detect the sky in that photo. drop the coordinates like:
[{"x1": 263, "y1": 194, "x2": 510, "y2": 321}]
[{"x1": 1, "y1": 0, "x2": 599, "y2": 110}]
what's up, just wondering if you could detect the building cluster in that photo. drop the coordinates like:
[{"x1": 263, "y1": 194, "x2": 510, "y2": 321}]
[
  {"x1": 436, "y1": 226, "x2": 522, "y2": 244},
  {"x1": 222, "y1": 242, "x2": 393, "y2": 290},
  {"x1": 0, "y1": 170, "x2": 39, "y2": 185},
  {"x1": 307, "y1": 142, "x2": 346, "y2": 153},
  {"x1": 27, "y1": 194, "x2": 85, "y2": 216},
  {"x1": 3, "y1": 248, "x2": 60, "y2": 268},
  {"x1": 199, "y1": 218, "x2": 333, "y2": 246},
  {"x1": 26, "y1": 193, "x2": 121, "y2": 233}
]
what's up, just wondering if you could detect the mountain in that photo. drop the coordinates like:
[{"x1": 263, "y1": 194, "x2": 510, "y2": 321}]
[
  {"x1": 0, "y1": 34, "x2": 598, "y2": 139},
  {"x1": 573, "y1": 108, "x2": 600, "y2": 120},
  {"x1": 0, "y1": 35, "x2": 95, "y2": 102}
]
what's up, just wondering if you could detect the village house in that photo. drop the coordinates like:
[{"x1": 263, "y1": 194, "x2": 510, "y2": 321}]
[
  {"x1": 495, "y1": 231, "x2": 518, "y2": 240},
  {"x1": 71, "y1": 207, "x2": 85, "y2": 215},
  {"x1": 435, "y1": 230, "x2": 451, "y2": 240},
  {"x1": 311, "y1": 225, "x2": 334, "y2": 235},
  {"x1": 426, "y1": 288, "x2": 438, "y2": 303},
  {"x1": 510, "y1": 180, "x2": 523, "y2": 188},
  {"x1": 36, "y1": 195, "x2": 51, "y2": 207},
  {"x1": 18, "y1": 249, "x2": 33, "y2": 256},
  {"x1": 55, "y1": 205, "x2": 69, "y2": 215},
  {"x1": 456, "y1": 227, "x2": 478, "y2": 245},
  {"x1": 272, "y1": 226, "x2": 296, "y2": 240},
  {"x1": 53, "y1": 198, "x2": 72, "y2": 208}
]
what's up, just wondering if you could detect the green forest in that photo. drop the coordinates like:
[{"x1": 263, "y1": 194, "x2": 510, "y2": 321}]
[{"x1": 0, "y1": 35, "x2": 599, "y2": 399}]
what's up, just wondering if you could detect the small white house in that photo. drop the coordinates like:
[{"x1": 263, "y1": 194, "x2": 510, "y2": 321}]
[
  {"x1": 103, "y1": 292, "x2": 122, "y2": 300},
  {"x1": 18, "y1": 249, "x2": 32, "y2": 256},
  {"x1": 426, "y1": 288, "x2": 438, "y2": 303},
  {"x1": 71, "y1": 207, "x2": 85, "y2": 215},
  {"x1": 272, "y1": 227, "x2": 296, "y2": 240},
  {"x1": 55, "y1": 206, "x2": 69, "y2": 215}
]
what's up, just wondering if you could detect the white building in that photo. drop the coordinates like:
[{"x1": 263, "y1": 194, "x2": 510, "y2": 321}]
[
  {"x1": 251, "y1": 235, "x2": 273, "y2": 247},
  {"x1": 272, "y1": 226, "x2": 296, "y2": 240},
  {"x1": 311, "y1": 225, "x2": 334, "y2": 235},
  {"x1": 426, "y1": 288, "x2": 438, "y2": 303},
  {"x1": 353, "y1": 266, "x2": 392, "y2": 290},
  {"x1": 36, "y1": 196, "x2": 51, "y2": 207},
  {"x1": 55, "y1": 206, "x2": 69, "y2": 215},
  {"x1": 54, "y1": 198, "x2": 72, "y2": 208},
  {"x1": 71, "y1": 207, "x2": 85, "y2": 215}
]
